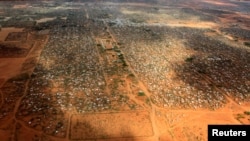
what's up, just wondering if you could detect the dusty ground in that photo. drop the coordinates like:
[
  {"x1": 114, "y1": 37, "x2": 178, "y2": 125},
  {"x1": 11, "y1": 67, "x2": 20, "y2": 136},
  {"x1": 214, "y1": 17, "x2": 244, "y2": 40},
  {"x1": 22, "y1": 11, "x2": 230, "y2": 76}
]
[{"x1": 0, "y1": 0, "x2": 249, "y2": 141}]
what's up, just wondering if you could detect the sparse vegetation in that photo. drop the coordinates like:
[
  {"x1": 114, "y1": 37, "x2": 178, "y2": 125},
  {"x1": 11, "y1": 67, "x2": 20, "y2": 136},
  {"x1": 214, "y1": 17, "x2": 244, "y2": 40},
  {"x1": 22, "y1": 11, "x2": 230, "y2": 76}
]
[
  {"x1": 244, "y1": 111, "x2": 250, "y2": 115},
  {"x1": 129, "y1": 104, "x2": 136, "y2": 110},
  {"x1": 138, "y1": 91, "x2": 145, "y2": 96},
  {"x1": 244, "y1": 42, "x2": 250, "y2": 47},
  {"x1": 236, "y1": 114, "x2": 245, "y2": 119},
  {"x1": 145, "y1": 98, "x2": 151, "y2": 105},
  {"x1": 9, "y1": 73, "x2": 30, "y2": 81},
  {"x1": 185, "y1": 56, "x2": 194, "y2": 62},
  {"x1": 128, "y1": 73, "x2": 135, "y2": 77}
]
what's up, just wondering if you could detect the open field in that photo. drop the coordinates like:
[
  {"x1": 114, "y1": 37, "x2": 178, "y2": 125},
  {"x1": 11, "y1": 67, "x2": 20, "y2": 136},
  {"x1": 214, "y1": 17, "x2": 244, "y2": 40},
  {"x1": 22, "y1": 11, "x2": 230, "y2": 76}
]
[{"x1": 0, "y1": 0, "x2": 249, "y2": 141}]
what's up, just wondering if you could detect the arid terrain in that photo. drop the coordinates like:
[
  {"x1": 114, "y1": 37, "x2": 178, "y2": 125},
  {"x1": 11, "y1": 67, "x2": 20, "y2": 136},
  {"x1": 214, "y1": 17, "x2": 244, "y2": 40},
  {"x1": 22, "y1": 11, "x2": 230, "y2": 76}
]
[{"x1": 0, "y1": 0, "x2": 249, "y2": 141}]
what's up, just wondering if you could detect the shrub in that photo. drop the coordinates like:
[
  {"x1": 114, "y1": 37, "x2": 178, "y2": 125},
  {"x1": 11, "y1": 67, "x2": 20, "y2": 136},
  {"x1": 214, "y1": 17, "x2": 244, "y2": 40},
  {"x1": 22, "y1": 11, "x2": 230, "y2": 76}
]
[
  {"x1": 244, "y1": 111, "x2": 250, "y2": 115},
  {"x1": 185, "y1": 57, "x2": 194, "y2": 62},
  {"x1": 138, "y1": 91, "x2": 145, "y2": 96},
  {"x1": 244, "y1": 42, "x2": 250, "y2": 47}
]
